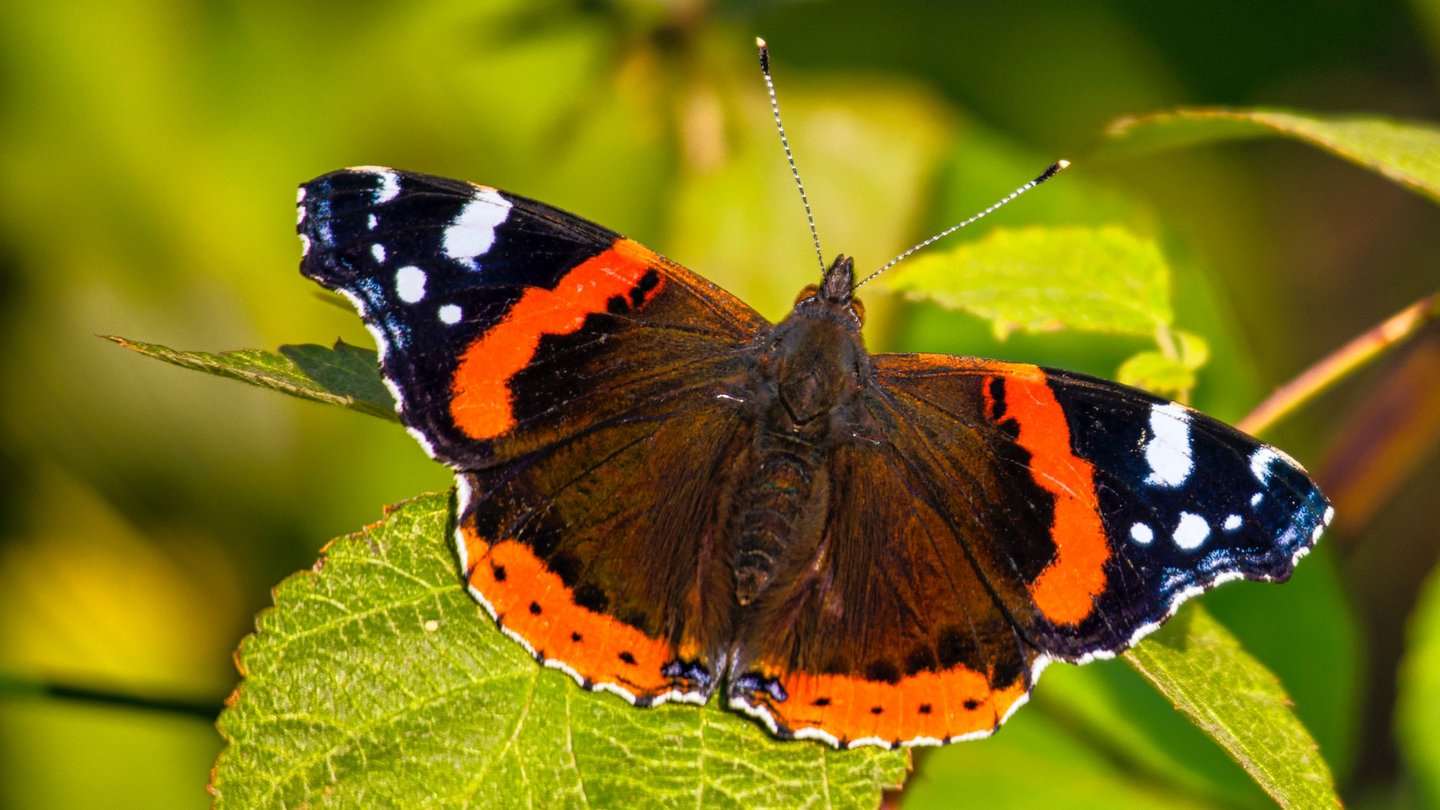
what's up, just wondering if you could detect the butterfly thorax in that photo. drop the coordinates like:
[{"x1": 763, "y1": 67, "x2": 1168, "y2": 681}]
[{"x1": 734, "y1": 256, "x2": 869, "y2": 606}]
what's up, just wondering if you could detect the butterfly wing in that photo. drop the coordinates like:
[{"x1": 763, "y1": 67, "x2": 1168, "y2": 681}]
[
  {"x1": 727, "y1": 432, "x2": 1046, "y2": 747},
  {"x1": 728, "y1": 354, "x2": 1330, "y2": 747},
  {"x1": 299, "y1": 168, "x2": 769, "y2": 703},
  {"x1": 298, "y1": 168, "x2": 768, "y2": 468}
]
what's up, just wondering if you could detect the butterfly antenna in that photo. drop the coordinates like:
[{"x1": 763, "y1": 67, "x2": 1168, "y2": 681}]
[
  {"x1": 757, "y1": 37, "x2": 826, "y2": 274},
  {"x1": 853, "y1": 160, "x2": 1071, "y2": 290}
]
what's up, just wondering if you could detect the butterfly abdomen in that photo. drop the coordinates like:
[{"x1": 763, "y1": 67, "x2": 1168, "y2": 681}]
[{"x1": 734, "y1": 437, "x2": 831, "y2": 605}]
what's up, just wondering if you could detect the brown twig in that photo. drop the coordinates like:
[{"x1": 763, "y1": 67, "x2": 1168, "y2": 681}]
[{"x1": 1237, "y1": 292, "x2": 1440, "y2": 437}]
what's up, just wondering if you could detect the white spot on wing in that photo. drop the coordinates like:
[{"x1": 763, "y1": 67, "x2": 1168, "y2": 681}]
[
  {"x1": 375, "y1": 170, "x2": 401, "y2": 203},
  {"x1": 438, "y1": 304, "x2": 462, "y2": 324},
  {"x1": 1324, "y1": 505, "x2": 1336, "y2": 525},
  {"x1": 1173, "y1": 512, "x2": 1210, "y2": 550},
  {"x1": 1223, "y1": 514, "x2": 1242, "y2": 531},
  {"x1": 1251, "y1": 492, "x2": 1264, "y2": 507},
  {"x1": 371, "y1": 243, "x2": 386, "y2": 264},
  {"x1": 395, "y1": 266, "x2": 427, "y2": 303},
  {"x1": 1130, "y1": 523, "x2": 1154, "y2": 545},
  {"x1": 1143, "y1": 402, "x2": 1194, "y2": 487},
  {"x1": 296, "y1": 186, "x2": 306, "y2": 203},
  {"x1": 367, "y1": 213, "x2": 378, "y2": 230},
  {"x1": 444, "y1": 189, "x2": 512, "y2": 262},
  {"x1": 1250, "y1": 447, "x2": 1280, "y2": 483},
  {"x1": 298, "y1": 233, "x2": 310, "y2": 257}
]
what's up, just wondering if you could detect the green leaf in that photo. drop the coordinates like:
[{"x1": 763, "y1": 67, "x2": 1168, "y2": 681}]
[
  {"x1": 1122, "y1": 607, "x2": 1338, "y2": 809},
  {"x1": 1103, "y1": 108, "x2": 1440, "y2": 204},
  {"x1": 667, "y1": 71, "x2": 953, "y2": 322},
  {"x1": 1396, "y1": 563, "x2": 1440, "y2": 808},
  {"x1": 1117, "y1": 330, "x2": 1210, "y2": 403},
  {"x1": 904, "y1": 698, "x2": 1220, "y2": 810},
  {"x1": 884, "y1": 225, "x2": 1174, "y2": 341},
  {"x1": 212, "y1": 492, "x2": 907, "y2": 809},
  {"x1": 105, "y1": 336, "x2": 395, "y2": 420}
]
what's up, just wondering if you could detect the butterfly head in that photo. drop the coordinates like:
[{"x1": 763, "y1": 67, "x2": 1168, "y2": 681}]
[
  {"x1": 792, "y1": 254, "x2": 864, "y2": 326},
  {"x1": 820, "y1": 254, "x2": 855, "y2": 304}
]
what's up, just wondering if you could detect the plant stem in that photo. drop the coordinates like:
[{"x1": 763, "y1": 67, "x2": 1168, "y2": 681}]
[{"x1": 1237, "y1": 292, "x2": 1440, "y2": 437}]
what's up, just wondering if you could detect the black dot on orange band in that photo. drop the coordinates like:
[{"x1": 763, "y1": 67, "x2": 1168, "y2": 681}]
[
  {"x1": 811, "y1": 697, "x2": 831, "y2": 707},
  {"x1": 528, "y1": 601, "x2": 542, "y2": 615},
  {"x1": 870, "y1": 706, "x2": 884, "y2": 715},
  {"x1": 918, "y1": 704, "x2": 933, "y2": 715},
  {"x1": 619, "y1": 651, "x2": 636, "y2": 665},
  {"x1": 570, "y1": 631, "x2": 583, "y2": 642},
  {"x1": 492, "y1": 564, "x2": 506, "y2": 582},
  {"x1": 963, "y1": 699, "x2": 980, "y2": 711}
]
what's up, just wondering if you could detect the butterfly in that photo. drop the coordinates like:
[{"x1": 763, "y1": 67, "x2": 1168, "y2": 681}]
[{"x1": 295, "y1": 158, "x2": 1330, "y2": 749}]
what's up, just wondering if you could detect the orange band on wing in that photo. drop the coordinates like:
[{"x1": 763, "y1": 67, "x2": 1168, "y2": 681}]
[
  {"x1": 987, "y1": 364, "x2": 1108, "y2": 625},
  {"x1": 752, "y1": 666, "x2": 1029, "y2": 745},
  {"x1": 460, "y1": 524, "x2": 674, "y2": 697},
  {"x1": 449, "y1": 238, "x2": 665, "y2": 440}
]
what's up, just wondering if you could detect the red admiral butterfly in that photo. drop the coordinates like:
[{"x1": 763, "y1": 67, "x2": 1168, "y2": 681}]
[{"x1": 296, "y1": 49, "x2": 1330, "y2": 750}]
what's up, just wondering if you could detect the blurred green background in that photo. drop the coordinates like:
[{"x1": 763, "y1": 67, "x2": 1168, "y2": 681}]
[{"x1": 1, "y1": 1, "x2": 1437, "y2": 807}]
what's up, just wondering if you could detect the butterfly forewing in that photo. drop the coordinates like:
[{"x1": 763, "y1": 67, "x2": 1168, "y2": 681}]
[{"x1": 298, "y1": 168, "x2": 767, "y2": 470}]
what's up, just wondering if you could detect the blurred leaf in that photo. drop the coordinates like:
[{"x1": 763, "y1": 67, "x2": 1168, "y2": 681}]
[
  {"x1": 212, "y1": 492, "x2": 907, "y2": 809},
  {"x1": 1024, "y1": 660, "x2": 1268, "y2": 807},
  {"x1": 667, "y1": 70, "x2": 953, "y2": 321},
  {"x1": 904, "y1": 699, "x2": 1219, "y2": 810},
  {"x1": 106, "y1": 337, "x2": 395, "y2": 421},
  {"x1": 1104, "y1": 108, "x2": 1440, "y2": 204},
  {"x1": 1123, "y1": 607, "x2": 1337, "y2": 809},
  {"x1": 1117, "y1": 330, "x2": 1210, "y2": 402},
  {"x1": 884, "y1": 225, "x2": 1175, "y2": 340},
  {"x1": 1396, "y1": 556, "x2": 1440, "y2": 808}
]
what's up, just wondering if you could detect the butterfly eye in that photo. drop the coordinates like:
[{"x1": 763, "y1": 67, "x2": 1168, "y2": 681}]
[{"x1": 793, "y1": 284, "x2": 820, "y2": 305}]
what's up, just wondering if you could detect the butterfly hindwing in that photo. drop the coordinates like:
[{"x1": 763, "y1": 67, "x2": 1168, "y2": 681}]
[
  {"x1": 455, "y1": 397, "x2": 754, "y2": 705},
  {"x1": 726, "y1": 433, "x2": 1045, "y2": 747}
]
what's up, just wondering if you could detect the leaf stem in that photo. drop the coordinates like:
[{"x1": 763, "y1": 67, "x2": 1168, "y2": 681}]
[
  {"x1": 0, "y1": 671, "x2": 223, "y2": 721},
  {"x1": 1237, "y1": 292, "x2": 1440, "y2": 437}
]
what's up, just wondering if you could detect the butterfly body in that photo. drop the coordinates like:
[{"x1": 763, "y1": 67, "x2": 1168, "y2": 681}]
[
  {"x1": 731, "y1": 254, "x2": 870, "y2": 607},
  {"x1": 298, "y1": 167, "x2": 1331, "y2": 748}
]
